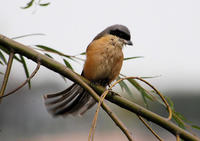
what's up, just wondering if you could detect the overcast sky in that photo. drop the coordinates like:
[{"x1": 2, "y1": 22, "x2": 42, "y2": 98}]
[{"x1": 0, "y1": 0, "x2": 200, "y2": 93}]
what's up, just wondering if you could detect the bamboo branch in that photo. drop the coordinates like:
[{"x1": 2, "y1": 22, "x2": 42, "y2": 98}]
[{"x1": 0, "y1": 34, "x2": 199, "y2": 141}]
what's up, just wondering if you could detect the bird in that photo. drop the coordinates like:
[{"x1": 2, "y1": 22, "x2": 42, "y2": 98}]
[{"x1": 44, "y1": 24, "x2": 133, "y2": 117}]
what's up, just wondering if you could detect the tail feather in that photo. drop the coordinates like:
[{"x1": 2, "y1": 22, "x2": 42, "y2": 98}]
[
  {"x1": 78, "y1": 96, "x2": 96, "y2": 115},
  {"x1": 54, "y1": 91, "x2": 88, "y2": 116},
  {"x1": 44, "y1": 84, "x2": 81, "y2": 105},
  {"x1": 67, "y1": 91, "x2": 91, "y2": 115},
  {"x1": 46, "y1": 91, "x2": 81, "y2": 112},
  {"x1": 44, "y1": 84, "x2": 75, "y2": 98},
  {"x1": 43, "y1": 83, "x2": 96, "y2": 117}
]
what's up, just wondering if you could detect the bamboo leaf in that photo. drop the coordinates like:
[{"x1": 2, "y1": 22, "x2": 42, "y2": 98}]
[
  {"x1": 0, "y1": 50, "x2": 7, "y2": 64},
  {"x1": 117, "y1": 77, "x2": 133, "y2": 96},
  {"x1": 20, "y1": 55, "x2": 31, "y2": 89},
  {"x1": 80, "y1": 52, "x2": 86, "y2": 55},
  {"x1": 36, "y1": 45, "x2": 62, "y2": 54},
  {"x1": 35, "y1": 45, "x2": 73, "y2": 59},
  {"x1": 21, "y1": 0, "x2": 35, "y2": 9},
  {"x1": 123, "y1": 56, "x2": 143, "y2": 61},
  {"x1": 174, "y1": 111, "x2": 191, "y2": 124},
  {"x1": 63, "y1": 59, "x2": 74, "y2": 71},
  {"x1": 117, "y1": 77, "x2": 125, "y2": 91},
  {"x1": 127, "y1": 78, "x2": 153, "y2": 108},
  {"x1": 140, "y1": 75, "x2": 161, "y2": 79},
  {"x1": 191, "y1": 125, "x2": 200, "y2": 130},
  {"x1": 14, "y1": 54, "x2": 22, "y2": 63},
  {"x1": 166, "y1": 98, "x2": 195, "y2": 130},
  {"x1": 127, "y1": 78, "x2": 153, "y2": 101},
  {"x1": 118, "y1": 81, "x2": 124, "y2": 91},
  {"x1": 0, "y1": 60, "x2": 3, "y2": 65},
  {"x1": 44, "y1": 53, "x2": 53, "y2": 59},
  {"x1": 39, "y1": 2, "x2": 50, "y2": 7},
  {"x1": 172, "y1": 111, "x2": 185, "y2": 129}
]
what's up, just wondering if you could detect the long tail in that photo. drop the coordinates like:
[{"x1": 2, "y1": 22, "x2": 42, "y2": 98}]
[{"x1": 43, "y1": 83, "x2": 96, "y2": 117}]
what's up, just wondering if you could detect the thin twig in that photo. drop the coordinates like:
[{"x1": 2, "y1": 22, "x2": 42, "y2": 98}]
[
  {"x1": 138, "y1": 115, "x2": 163, "y2": 141},
  {"x1": 89, "y1": 90, "x2": 109, "y2": 141},
  {"x1": 0, "y1": 51, "x2": 14, "y2": 102},
  {"x1": 0, "y1": 61, "x2": 40, "y2": 99},
  {"x1": 176, "y1": 134, "x2": 180, "y2": 141}
]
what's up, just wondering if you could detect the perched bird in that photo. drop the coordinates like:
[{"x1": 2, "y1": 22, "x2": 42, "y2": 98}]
[{"x1": 44, "y1": 24, "x2": 133, "y2": 117}]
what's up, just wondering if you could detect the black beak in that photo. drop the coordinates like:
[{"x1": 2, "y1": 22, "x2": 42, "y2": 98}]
[{"x1": 125, "y1": 40, "x2": 133, "y2": 46}]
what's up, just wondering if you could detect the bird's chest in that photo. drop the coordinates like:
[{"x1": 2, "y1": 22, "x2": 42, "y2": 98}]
[
  {"x1": 92, "y1": 45, "x2": 123, "y2": 83},
  {"x1": 100, "y1": 46, "x2": 122, "y2": 70}
]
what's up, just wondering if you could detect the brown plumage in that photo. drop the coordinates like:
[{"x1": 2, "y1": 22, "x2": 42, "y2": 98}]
[{"x1": 44, "y1": 24, "x2": 132, "y2": 117}]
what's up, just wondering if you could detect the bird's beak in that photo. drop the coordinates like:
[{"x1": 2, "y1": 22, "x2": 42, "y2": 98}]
[{"x1": 125, "y1": 40, "x2": 133, "y2": 46}]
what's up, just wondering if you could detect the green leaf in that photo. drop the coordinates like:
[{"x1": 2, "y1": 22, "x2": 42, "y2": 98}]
[
  {"x1": 0, "y1": 50, "x2": 7, "y2": 64},
  {"x1": 172, "y1": 111, "x2": 185, "y2": 129},
  {"x1": 117, "y1": 77, "x2": 125, "y2": 91},
  {"x1": 174, "y1": 111, "x2": 191, "y2": 123},
  {"x1": 35, "y1": 45, "x2": 73, "y2": 59},
  {"x1": 127, "y1": 78, "x2": 153, "y2": 108},
  {"x1": 39, "y1": 2, "x2": 50, "y2": 7},
  {"x1": 0, "y1": 72, "x2": 4, "y2": 75},
  {"x1": 21, "y1": 0, "x2": 35, "y2": 9},
  {"x1": 117, "y1": 77, "x2": 133, "y2": 97},
  {"x1": 0, "y1": 60, "x2": 3, "y2": 65},
  {"x1": 44, "y1": 53, "x2": 53, "y2": 59},
  {"x1": 36, "y1": 45, "x2": 62, "y2": 54},
  {"x1": 80, "y1": 52, "x2": 86, "y2": 55},
  {"x1": 20, "y1": 55, "x2": 31, "y2": 89},
  {"x1": 63, "y1": 59, "x2": 74, "y2": 71},
  {"x1": 123, "y1": 56, "x2": 143, "y2": 61},
  {"x1": 191, "y1": 125, "x2": 200, "y2": 130},
  {"x1": 14, "y1": 55, "x2": 22, "y2": 63},
  {"x1": 140, "y1": 75, "x2": 161, "y2": 79}
]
